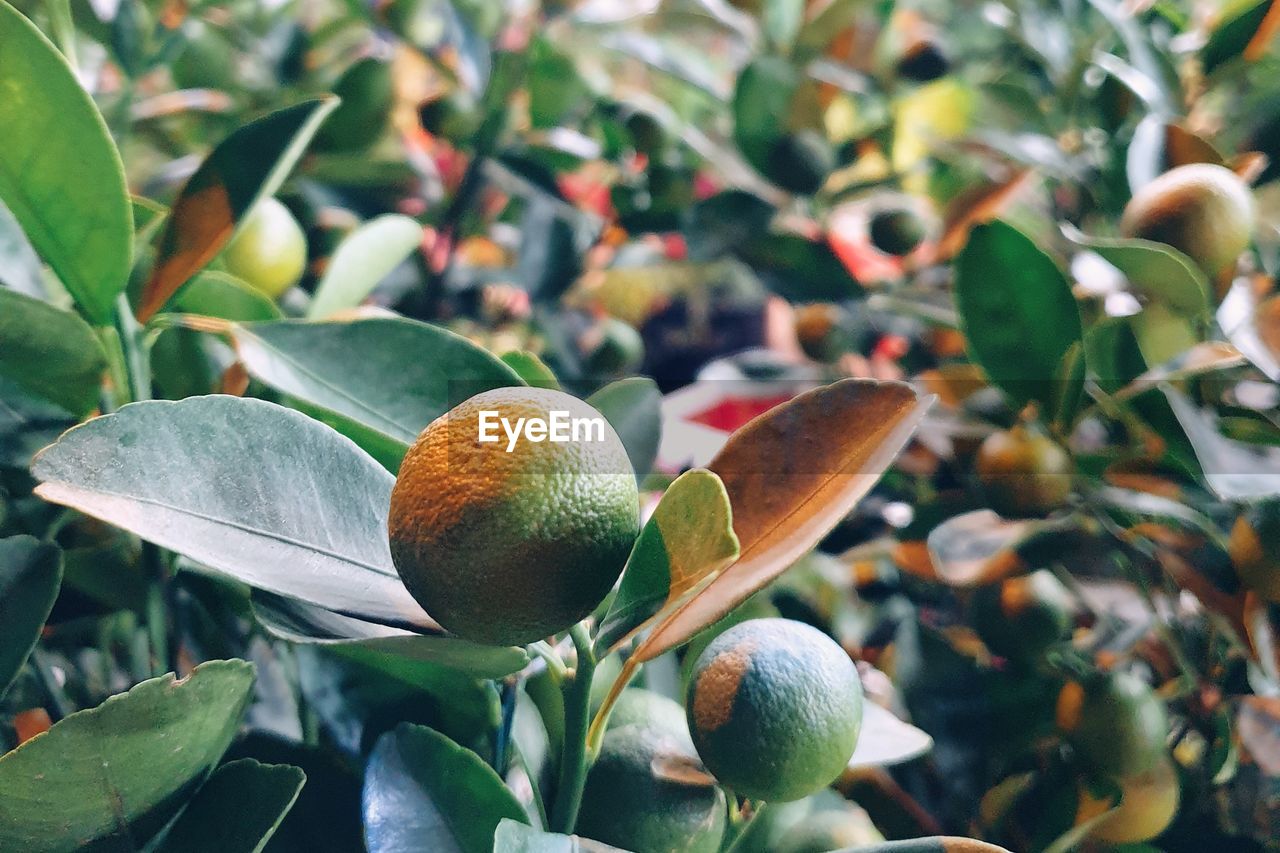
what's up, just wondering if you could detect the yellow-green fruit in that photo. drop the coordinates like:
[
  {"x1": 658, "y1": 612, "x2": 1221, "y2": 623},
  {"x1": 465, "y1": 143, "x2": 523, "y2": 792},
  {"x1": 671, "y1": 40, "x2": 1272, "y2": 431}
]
[
  {"x1": 967, "y1": 570, "x2": 1072, "y2": 663},
  {"x1": 222, "y1": 198, "x2": 308, "y2": 299},
  {"x1": 1229, "y1": 499, "x2": 1280, "y2": 601},
  {"x1": 576, "y1": 724, "x2": 727, "y2": 853},
  {"x1": 1120, "y1": 163, "x2": 1256, "y2": 277},
  {"x1": 975, "y1": 426, "x2": 1072, "y2": 518},
  {"x1": 388, "y1": 387, "x2": 638, "y2": 646},
  {"x1": 1056, "y1": 671, "x2": 1168, "y2": 777},
  {"x1": 686, "y1": 618, "x2": 863, "y2": 802},
  {"x1": 1076, "y1": 757, "x2": 1180, "y2": 844}
]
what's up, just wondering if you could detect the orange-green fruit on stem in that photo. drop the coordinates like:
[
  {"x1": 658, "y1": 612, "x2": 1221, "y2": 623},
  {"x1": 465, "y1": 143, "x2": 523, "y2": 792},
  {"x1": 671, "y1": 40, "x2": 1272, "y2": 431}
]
[
  {"x1": 1120, "y1": 163, "x2": 1255, "y2": 278},
  {"x1": 794, "y1": 303, "x2": 849, "y2": 364},
  {"x1": 1229, "y1": 499, "x2": 1280, "y2": 601},
  {"x1": 1055, "y1": 671, "x2": 1168, "y2": 777},
  {"x1": 222, "y1": 197, "x2": 308, "y2": 299},
  {"x1": 967, "y1": 570, "x2": 1072, "y2": 663},
  {"x1": 686, "y1": 618, "x2": 862, "y2": 802},
  {"x1": 388, "y1": 387, "x2": 638, "y2": 646},
  {"x1": 576, "y1": 723, "x2": 727, "y2": 853},
  {"x1": 1076, "y1": 756, "x2": 1180, "y2": 844},
  {"x1": 975, "y1": 426, "x2": 1072, "y2": 518}
]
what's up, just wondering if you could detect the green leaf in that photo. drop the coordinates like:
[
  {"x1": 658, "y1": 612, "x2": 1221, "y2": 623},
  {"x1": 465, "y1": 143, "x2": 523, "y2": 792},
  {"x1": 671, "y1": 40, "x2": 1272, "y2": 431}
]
[
  {"x1": 501, "y1": 350, "x2": 560, "y2": 389},
  {"x1": 847, "y1": 702, "x2": 933, "y2": 769},
  {"x1": 172, "y1": 271, "x2": 283, "y2": 322},
  {"x1": 493, "y1": 819, "x2": 616, "y2": 852},
  {"x1": 0, "y1": 0, "x2": 132, "y2": 324},
  {"x1": 138, "y1": 98, "x2": 339, "y2": 321},
  {"x1": 252, "y1": 593, "x2": 529, "y2": 679},
  {"x1": 32, "y1": 395, "x2": 434, "y2": 629},
  {"x1": 587, "y1": 377, "x2": 662, "y2": 482},
  {"x1": 595, "y1": 469, "x2": 738, "y2": 654},
  {"x1": 1202, "y1": 0, "x2": 1273, "y2": 73},
  {"x1": 1063, "y1": 225, "x2": 1211, "y2": 317},
  {"x1": 362, "y1": 724, "x2": 528, "y2": 853},
  {"x1": 155, "y1": 759, "x2": 305, "y2": 853},
  {"x1": 955, "y1": 221, "x2": 1083, "y2": 409},
  {"x1": 0, "y1": 535, "x2": 62, "y2": 696},
  {"x1": 795, "y1": 0, "x2": 865, "y2": 59},
  {"x1": 1164, "y1": 386, "x2": 1280, "y2": 500},
  {"x1": 0, "y1": 288, "x2": 106, "y2": 416},
  {"x1": 763, "y1": 0, "x2": 805, "y2": 54},
  {"x1": 0, "y1": 660, "x2": 255, "y2": 851},
  {"x1": 230, "y1": 318, "x2": 523, "y2": 469},
  {"x1": 307, "y1": 215, "x2": 422, "y2": 319},
  {"x1": 732, "y1": 57, "x2": 816, "y2": 175}
]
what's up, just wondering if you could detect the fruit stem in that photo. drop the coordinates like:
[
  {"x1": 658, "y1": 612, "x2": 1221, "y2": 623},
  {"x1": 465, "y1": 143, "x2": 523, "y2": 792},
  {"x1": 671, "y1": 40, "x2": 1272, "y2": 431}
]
[
  {"x1": 723, "y1": 801, "x2": 769, "y2": 853},
  {"x1": 550, "y1": 622, "x2": 596, "y2": 834}
]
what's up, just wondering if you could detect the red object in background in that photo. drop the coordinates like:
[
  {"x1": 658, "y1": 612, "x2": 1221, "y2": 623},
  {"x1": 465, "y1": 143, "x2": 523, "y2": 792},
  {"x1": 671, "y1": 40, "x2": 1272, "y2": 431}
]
[
  {"x1": 686, "y1": 394, "x2": 794, "y2": 432},
  {"x1": 874, "y1": 334, "x2": 911, "y2": 361}
]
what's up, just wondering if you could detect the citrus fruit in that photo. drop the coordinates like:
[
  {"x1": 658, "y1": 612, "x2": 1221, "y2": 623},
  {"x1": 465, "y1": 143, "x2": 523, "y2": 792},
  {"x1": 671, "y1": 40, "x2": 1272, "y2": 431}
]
[
  {"x1": 868, "y1": 208, "x2": 927, "y2": 256},
  {"x1": 1055, "y1": 671, "x2": 1168, "y2": 777},
  {"x1": 774, "y1": 804, "x2": 884, "y2": 852},
  {"x1": 1075, "y1": 757, "x2": 1180, "y2": 844},
  {"x1": 966, "y1": 570, "x2": 1073, "y2": 663},
  {"x1": 685, "y1": 618, "x2": 863, "y2": 802},
  {"x1": 1120, "y1": 163, "x2": 1256, "y2": 277},
  {"x1": 974, "y1": 426, "x2": 1072, "y2": 518},
  {"x1": 1229, "y1": 499, "x2": 1280, "y2": 601},
  {"x1": 222, "y1": 197, "x2": 308, "y2": 300},
  {"x1": 794, "y1": 303, "x2": 849, "y2": 363},
  {"x1": 576, "y1": 723, "x2": 727, "y2": 853},
  {"x1": 317, "y1": 58, "x2": 394, "y2": 152},
  {"x1": 584, "y1": 318, "x2": 645, "y2": 377},
  {"x1": 766, "y1": 130, "x2": 835, "y2": 195},
  {"x1": 388, "y1": 387, "x2": 638, "y2": 646},
  {"x1": 606, "y1": 688, "x2": 689, "y2": 737}
]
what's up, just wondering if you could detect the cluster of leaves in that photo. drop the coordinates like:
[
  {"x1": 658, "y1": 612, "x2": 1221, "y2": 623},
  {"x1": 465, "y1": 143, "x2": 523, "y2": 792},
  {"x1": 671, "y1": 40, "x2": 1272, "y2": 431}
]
[{"x1": 2, "y1": 0, "x2": 1280, "y2": 851}]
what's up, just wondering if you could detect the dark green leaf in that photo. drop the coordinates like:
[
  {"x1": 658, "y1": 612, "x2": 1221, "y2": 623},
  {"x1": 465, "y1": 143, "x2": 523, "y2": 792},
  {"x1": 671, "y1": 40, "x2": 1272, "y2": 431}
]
[
  {"x1": 955, "y1": 221, "x2": 1083, "y2": 409},
  {"x1": 138, "y1": 99, "x2": 339, "y2": 320},
  {"x1": 1202, "y1": 0, "x2": 1273, "y2": 73},
  {"x1": 0, "y1": 288, "x2": 107, "y2": 416},
  {"x1": 307, "y1": 215, "x2": 422, "y2": 319},
  {"x1": 1063, "y1": 225, "x2": 1211, "y2": 317},
  {"x1": 587, "y1": 377, "x2": 662, "y2": 481},
  {"x1": 156, "y1": 759, "x2": 305, "y2": 853},
  {"x1": 362, "y1": 723, "x2": 528, "y2": 853},
  {"x1": 32, "y1": 395, "x2": 434, "y2": 629},
  {"x1": 0, "y1": 660, "x2": 255, "y2": 851},
  {"x1": 0, "y1": 535, "x2": 61, "y2": 696},
  {"x1": 0, "y1": 0, "x2": 133, "y2": 324}
]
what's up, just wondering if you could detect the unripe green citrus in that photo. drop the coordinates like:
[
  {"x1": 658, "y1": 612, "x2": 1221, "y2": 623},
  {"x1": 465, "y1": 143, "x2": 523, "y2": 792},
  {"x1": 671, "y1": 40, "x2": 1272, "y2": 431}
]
[
  {"x1": 686, "y1": 618, "x2": 863, "y2": 802},
  {"x1": 773, "y1": 804, "x2": 883, "y2": 852},
  {"x1": 1076, "y1": 756, "x2": 1180, "y2": 844},
  {"x1": 1055, "y1": 671, "x2": 1168, "y2": 777},
  {"x1": 1120, "y1": 163, "x2": 1255, "y2": 277},
  {"x1": 584, "y1": 318, "x2": 645, "y2": 378},
  {"x1": 967, "y1": 570, "x2": 1073, "y2": 663},
  {"x1": 766, "y1": 130, "x2": 835, "y2": 196},
  {"x1": 869, "y1": 208, "x2": 927, "y2": 256},
  {"x1": 607, "y1": 689, "x2": 689, "y2": 737},
  {"x1": 388, "y1": 387, "x2": 639, "y2": 646},
  {"x1": 576, "y1": 723, "x2": 727, "y2": 853},
  {"x1": 222, "y1": 198, "x2": 308, "y2": 300},
  {"x1": 975, "y1": 426, "x2": 1072, "y2": 518},
  {"x1": 1229, "y1": 499, "x2": 1280, "y2": 601},
  {"x1": 317, "y1": 58, "x2": 394, "y2": 152}
]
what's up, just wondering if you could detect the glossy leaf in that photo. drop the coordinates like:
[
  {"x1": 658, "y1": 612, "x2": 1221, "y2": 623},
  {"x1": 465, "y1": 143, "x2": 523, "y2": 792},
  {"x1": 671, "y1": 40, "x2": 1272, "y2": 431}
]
[
  {"x1": 1164, "y1": 387, "x2": 1280, "y2": 500},
  {"x1": 838, "y1": 839, "x2": 1011, "y2": 853},
  {"x1": 926, "y1": 510, "x2": 1037, "y2": 587},
  {"x1": 0, "y1": 660, "x2": 254, "y2": 851},
  {"x1": 493, "y1": 820, "x2": 619, "y2": 852},
  {"x1": 501, "y1": 350, "x2": 560, "y2": 388},
  {"x1": 596, "y1": 469, "x2": 739, "y2": 653},
  {"x1": 230, "y1": 318, "x2": 522, "y2": 469},
  {"x1": 587, "y1": 377, "x2": 662, "y2": 481},
  {"x1": 155, "y1": 759, "x2": 305, "y2": 853},
  {"x1": 0, "y1": 288, "x2": 107, "y2": 416},
  {"x1": 955, "y1": 221, "x2": 1083, "y2": 409},
  {"x1": 637, "y1": 380, "x2": 930, "y2": 659},
  {"x1": 1063, "y1": 226, "x2": 1211, "y2": 318},
  {"x1": 1203, "y1": 0, "x2": 1273, "y2": 72},
  {"x1": 0, "y1": 536, "x2": 61, "y2": 696},
  {"x1": 362, "y1": 723, "x2": 528, "y2": 853},
  {"x1": 172, "y1": 271, "x2": 283, "y2": 322},
  {"x1": 0, "y1": 0, "x2": 132, "y2": 323},
  {"x1": 307, "y1": 214, "x2": 423, "y2": 319},
  {"x1": 32, "y1": 395, "x2": 434, "y2": 629},
  {"x1": 138, "y1": 98, "x2": 339, "y2": 321},
  {"x1": 1126, "y1": 118, "x2": 1225, "y2": 193},
  {"x1": 1219, "y1": 279, "x2": 1280, "y2": 381},
  {"x1": 847, "y1": 702, "x2": 934, "y2": 769}
]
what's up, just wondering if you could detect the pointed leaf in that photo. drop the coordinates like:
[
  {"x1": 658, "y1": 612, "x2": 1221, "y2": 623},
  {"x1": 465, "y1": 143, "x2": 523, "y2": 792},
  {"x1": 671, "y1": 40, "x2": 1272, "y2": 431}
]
[
  {"x1": 955, "y1": 221, "x2": 1083, "y2": 409},
  {"x1": 0, "y1": 0, "x2": 132, "y2": 323},
  {"x1": 363, "y1": 724, "x2": 528, "y2": 853},
  {"x1": 596, "y1": 469, "x2": 738, "y2": 653},
  {"x1": 1063, "y1": 225, "x2": 1211, "y2": 318},
  {"x1": 1164, "y1": 386, "x2": 1280, "y2": 499},
  {"x1": 32, "y1": 395, "x2": 433, "y2": 629},
  {"x1": 155, "y1": 759, "x2": 305, "y2": 853},
  {"x1": 0, "y1": 535, "x2": 62, "y2": 696},
  {"x1": 587, "y1": 378, "x2": 662, "y2": 482},
  {"x1": 307, "y1": 215, "x2": 423, "y2": 319},
  {"x1": 172, "y1": 271, "x2": 283, "y2": 322},
  {"x1": 494, "y1": 819, "x2": 622, "y2": 852},
  {"x1": 501, "y1": 350, "x2": 560, "y2": 388},
  {"x1": 847, "y1": 702, "x2": 934, "y2": 769},
  {"x1": 138, "y1": 99, "x2": 339, "y2": 320},
  {"x1": 0, "y1": 660, "x2": 255, "y2": 851},
  {"x1": 0, "y1": 289, "x2": 106, "y2": 416},
  {"x1": 637, "y1": 380, "x2": 930, "y2": 659}
]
